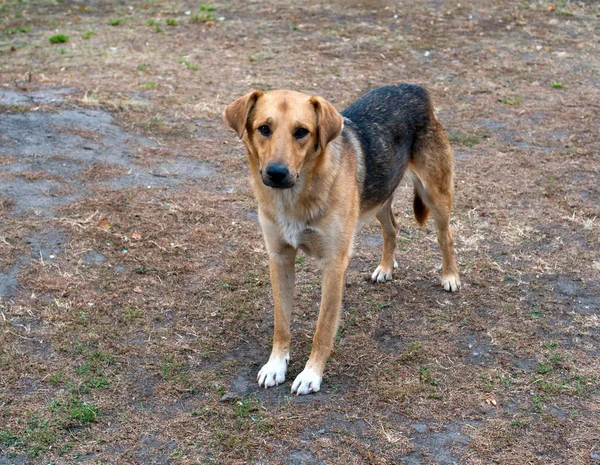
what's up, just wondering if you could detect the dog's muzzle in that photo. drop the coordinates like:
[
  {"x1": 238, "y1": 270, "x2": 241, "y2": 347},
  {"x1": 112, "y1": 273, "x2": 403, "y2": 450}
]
[{"x1": 262, "y1": 163, "x2": 295, "y2": 189}]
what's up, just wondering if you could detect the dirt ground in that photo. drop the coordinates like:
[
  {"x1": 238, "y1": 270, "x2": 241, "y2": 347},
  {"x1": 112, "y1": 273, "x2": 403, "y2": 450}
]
[{"x1": 0, "y1": 0, "x2": 599, "y2": 464}]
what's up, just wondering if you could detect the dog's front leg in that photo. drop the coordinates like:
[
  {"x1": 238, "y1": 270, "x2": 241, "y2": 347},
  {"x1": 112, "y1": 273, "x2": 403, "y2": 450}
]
[
  {"x1": 257, "y1": 245, "x2": 296, "y2": 388},
  {"x1": 291, "y1": 255, "x2": 349, "y2": 395}
]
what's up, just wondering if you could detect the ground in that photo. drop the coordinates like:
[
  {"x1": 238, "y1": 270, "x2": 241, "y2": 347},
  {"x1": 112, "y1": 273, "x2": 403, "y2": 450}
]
[{"x1": 0, "y1": 0, "x2": 599, "y2": 464}]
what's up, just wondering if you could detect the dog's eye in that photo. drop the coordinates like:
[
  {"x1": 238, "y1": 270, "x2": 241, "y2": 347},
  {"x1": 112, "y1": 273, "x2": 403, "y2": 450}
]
[
  {"x1": 294, "y1": 128, "x2": 309, "y2": 139},
  {"x1": 258, "y1": 125, "x2": 271, "y2": 136}
]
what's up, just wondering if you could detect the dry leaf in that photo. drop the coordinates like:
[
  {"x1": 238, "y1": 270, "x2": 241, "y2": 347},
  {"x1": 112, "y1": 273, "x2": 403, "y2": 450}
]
[
  {"x1": 98, "y1": 217, "x2": 111, "y2": 230},
  {"x1": 131, "y1": 232, "x2": 142, "y2": 241}
]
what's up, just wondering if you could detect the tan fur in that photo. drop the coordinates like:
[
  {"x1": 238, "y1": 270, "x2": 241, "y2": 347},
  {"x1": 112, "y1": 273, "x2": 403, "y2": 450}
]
[
  {"x1": 408, "y1": 116, "x2": 460, "y2": 289},
  {"x1": 224, "y1": 89, "x2": 460, "y2": 393}
]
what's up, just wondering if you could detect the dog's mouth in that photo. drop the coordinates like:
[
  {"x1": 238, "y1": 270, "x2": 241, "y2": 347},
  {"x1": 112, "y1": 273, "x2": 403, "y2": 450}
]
[{"x1": 261, "y1": 175, "x2": 296, "y2": 189}]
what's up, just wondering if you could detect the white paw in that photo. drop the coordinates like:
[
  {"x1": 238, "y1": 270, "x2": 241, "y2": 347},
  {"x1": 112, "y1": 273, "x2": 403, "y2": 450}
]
[
  {"x1": 291, "y1": 366, "x2": 322, "y2": 395},
  {"x1": 372, "y1": 265, "x2": 393, "y2": 283},
  {"x1": 257, "y1": 352, "x2": 289, "y2": 388},
  {"x1": 442, "y1": 274, "x2": 461, "y2": 292},
  {"x1": 394, "y1": 260, "x2": 398, "y2": 269}
]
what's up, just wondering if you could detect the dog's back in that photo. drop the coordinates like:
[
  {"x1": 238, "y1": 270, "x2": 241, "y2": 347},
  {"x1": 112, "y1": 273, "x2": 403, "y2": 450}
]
[{"x1": 341, "y1": 84, "x2": 434, "y2": 210}]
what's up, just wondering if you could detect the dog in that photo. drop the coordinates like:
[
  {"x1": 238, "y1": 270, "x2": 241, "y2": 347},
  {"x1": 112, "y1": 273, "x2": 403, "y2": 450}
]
[{"x1": 224, "y1": 84, "x2": 460, "y2": 395}]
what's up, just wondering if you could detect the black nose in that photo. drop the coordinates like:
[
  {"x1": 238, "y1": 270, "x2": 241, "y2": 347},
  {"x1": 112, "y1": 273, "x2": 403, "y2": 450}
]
[{"x1": 265, "y1": 164, "x2": 289, "y2": 184}]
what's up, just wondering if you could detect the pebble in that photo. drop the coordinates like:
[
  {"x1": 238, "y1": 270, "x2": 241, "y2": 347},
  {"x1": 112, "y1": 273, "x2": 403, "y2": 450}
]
[{"x1": 412, "y1": 423, "x2": 427, "y2": 433}]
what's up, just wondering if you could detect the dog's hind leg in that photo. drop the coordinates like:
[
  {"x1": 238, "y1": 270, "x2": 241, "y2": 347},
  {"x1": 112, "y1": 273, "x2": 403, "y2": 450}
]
[
  {"x1": 410, "y1": 128, "x2": 461, "y2": 292},
  {"x1": 371, "y1": 196, "x2": 398, "y2": 282}
]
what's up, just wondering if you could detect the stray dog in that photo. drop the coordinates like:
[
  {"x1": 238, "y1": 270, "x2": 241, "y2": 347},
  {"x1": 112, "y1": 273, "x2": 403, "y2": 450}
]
[{"x1": 224, "y1": 84, "x2": 460, "y2": 395}]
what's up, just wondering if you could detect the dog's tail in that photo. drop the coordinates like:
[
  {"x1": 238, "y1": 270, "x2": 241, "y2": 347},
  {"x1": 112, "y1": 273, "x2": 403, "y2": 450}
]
[{"x1": 413, "y1": 187, "x2": 429, "y2": 227}]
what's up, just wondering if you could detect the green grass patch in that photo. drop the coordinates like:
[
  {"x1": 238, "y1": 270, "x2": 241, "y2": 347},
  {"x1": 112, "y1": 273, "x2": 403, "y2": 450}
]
[
  {"x1": 177, "y1": 58, "x2": 200, "y2": 70},
  {"x1": 82, "y1": 30, "x2": 94, "y2": 39},
  {"x1": 51, "y1": 396, "x2": 99, "y2": 425},
  {"x1": 49, "y1": 34, "x2": 68, "y2": 44},
  {"x1": 399, "y1": 341, "x2": 424, "y2": 363},
  {"x1": 192, "y1": 396, "x2": 273, "y2": 456},
  {"x1": 123, "y1": 307, "x2": 143, "y2": 320},
  {"x1": 0, "y1": 414, "x2": 56, "y2": 457},
  {"x1": 140, "y1": 81, "x2": 157, "y2": 89},
  {"x1": 3, "y1": 25, "x2": 31, "y2": 35},
  {"x1": 534, "y1": 374, "x2": 597, "y2": 396},
  {"x1": 1, "y1": 104, "x2": 30, "y2": 113},
  {"x1": 511, "y1": 418, "x2": 527, "y2": 428},
  {"x1": 170, "y1": 447, "x2": 184, "y2": 457},
  {"x1": 107, "y1": 19, "x2": 122, "y2": 26},
  {"x1": 0, "y1": 429, "x2": 20, "y2": 447},
  {"x1": 48, "y1": 371, "x2": 66, "y2": 385},
  {"x1": 531, "y1": 394, "x2": 545, "y2": 412},
  {"x1": 295, "y1": 254, "x2": 305, "y2": 267},
  {"x1": 46, "y1": 350, "x2": 119, "y2": 394},
  {"x1": 234, "y1": 396, "x2": 260, "y2": 417},
  {"x1": 191, "y1": 12, "x2": 216, "y2": 21},
  {"x1": 555, "y1": 7, "x2": 573, "y2": 16},
  {"x1": 419, "y1": 366, "x2": 438, "y2": 386},
  {"x1": 1, "y1": 351, "x2": 116, "y2": 458},
  {"x1": 541, "y1": 342, "x2": 558, "y2": 350},
  {"x1": 146, "y1": 19, "x2": 162, "y2": 31},
  {"x1": 530, "y1": 308, "x2": 544, "y2": 319},
  {"x1": 549, "y1": 353, "x2": 568, "y2": 368},
  {"x1": 166, "y1": 18, "x2": 178, "y2": 26},
  {"x1": 75, "y1": 351, "x2": 116, "y2": 383},
  {"x1": 500, "y1": 95, "x2": 523, "y2": 105},
  {"x1": 532, "y1": 348, "x2": 597, "y2": 397},
  {"x1": 537, "y1": 362, "x2": 553, "y2": 375},
  {"x1": 161, "y1": 354, "x2": 187, "y2": 382},
  {"x1": 448, "y1": 130, "x2": 489, "y2": 147},
  {"x1": 551, "y1": 81, "x2": 564, "y2": 88}
]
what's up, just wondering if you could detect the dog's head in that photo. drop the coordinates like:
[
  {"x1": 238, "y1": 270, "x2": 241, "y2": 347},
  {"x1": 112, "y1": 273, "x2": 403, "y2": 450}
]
[{"x1": 224, "y1": 90, "x2": 343, "y2": 189}]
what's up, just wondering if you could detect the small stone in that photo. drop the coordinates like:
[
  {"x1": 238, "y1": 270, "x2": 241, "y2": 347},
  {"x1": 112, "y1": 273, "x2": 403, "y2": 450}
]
[
  {"x1": 412, "y1": 423, "x2": 427, "y2": 433},
  {"x1": 220, "y1": 392, "x2": 242, "y2": 402}
]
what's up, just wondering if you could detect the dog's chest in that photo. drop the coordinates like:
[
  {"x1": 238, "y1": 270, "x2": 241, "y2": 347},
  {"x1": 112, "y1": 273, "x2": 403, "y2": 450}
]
[{"x1": 276, "y1": 213, "x2": 309, "y2": 249}]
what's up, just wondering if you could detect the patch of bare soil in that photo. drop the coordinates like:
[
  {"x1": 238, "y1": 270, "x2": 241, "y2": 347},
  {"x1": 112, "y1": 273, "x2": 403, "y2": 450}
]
[{"x1": 0, "y1": 0, "x2": 599, "y2": 464}]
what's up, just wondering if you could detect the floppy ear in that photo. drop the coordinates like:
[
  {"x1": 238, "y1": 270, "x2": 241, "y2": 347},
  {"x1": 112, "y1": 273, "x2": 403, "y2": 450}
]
[
  {"x1": 223, "y1": 90, "x2": 264, "y2": 138},
  {"x1": 310, "y1": 95, "x2": 344, "y2": 151}
]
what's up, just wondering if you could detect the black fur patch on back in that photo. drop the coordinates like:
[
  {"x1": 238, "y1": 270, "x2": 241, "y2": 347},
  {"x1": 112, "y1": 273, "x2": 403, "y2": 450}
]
[{"x1": 341, "y1": 84, "x2": 432, "y2": 209}]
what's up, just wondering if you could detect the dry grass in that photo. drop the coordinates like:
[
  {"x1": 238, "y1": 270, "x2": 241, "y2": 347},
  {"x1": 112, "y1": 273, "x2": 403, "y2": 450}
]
[
  {"x1": 78, "y1": 163, "x2": 127, "y2": 182},
  {"x1": 0, "y1": 0, "x2": 599, "y2": 463}
]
